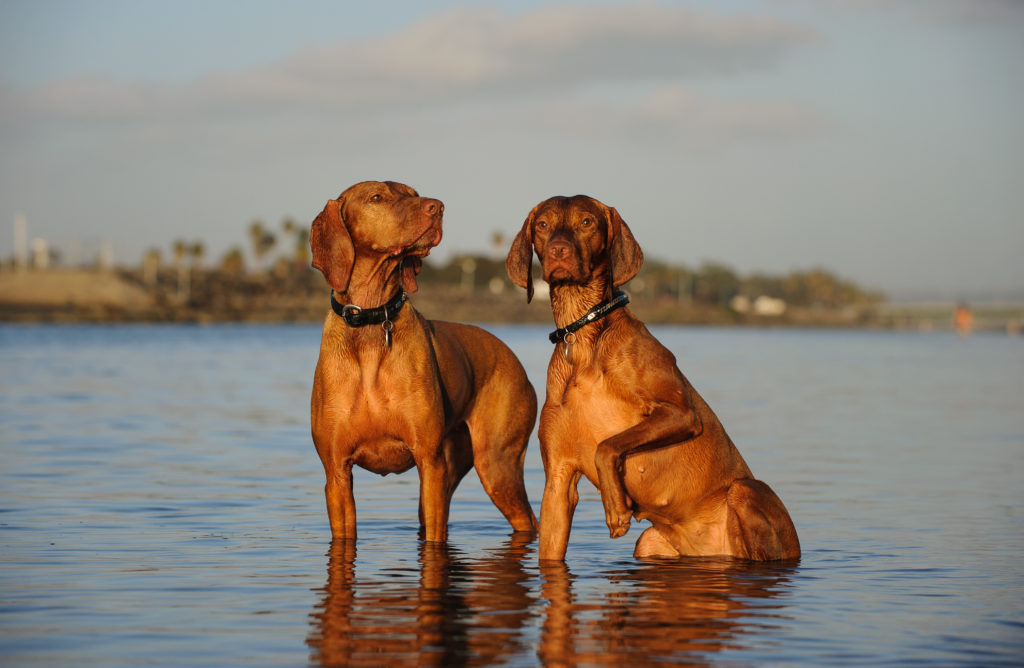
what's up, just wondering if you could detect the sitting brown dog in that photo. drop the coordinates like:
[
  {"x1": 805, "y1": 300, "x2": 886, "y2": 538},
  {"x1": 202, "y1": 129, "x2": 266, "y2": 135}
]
[
  {"x1": 309, "y1": 180, "x2": 537, "y2": 541},
  {"x1": 506, "y1": 195, "x2": 800, "y2": 561}
]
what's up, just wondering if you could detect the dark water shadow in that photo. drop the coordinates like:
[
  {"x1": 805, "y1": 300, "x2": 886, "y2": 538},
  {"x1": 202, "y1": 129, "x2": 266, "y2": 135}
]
[{"x1": 538, "y1": 557, "x2": 799, "y2": 665}]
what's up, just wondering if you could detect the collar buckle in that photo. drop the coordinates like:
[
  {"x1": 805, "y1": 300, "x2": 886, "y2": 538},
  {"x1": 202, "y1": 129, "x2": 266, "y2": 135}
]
[{"x1": 331, "y1": 290, "x2": 406, "y2": 329}]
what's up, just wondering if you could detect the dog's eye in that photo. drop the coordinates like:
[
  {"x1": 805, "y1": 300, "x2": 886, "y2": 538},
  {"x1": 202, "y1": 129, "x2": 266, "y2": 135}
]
[
  {"x1": 581, "y1": 217, "x2": 593, "y2": 227},
  {"x1": 369, "y1": 193, "x2": 383, "y2": 203},
  {"x1": 537, "y1": 220, "x2": 548, "y2": 229}
]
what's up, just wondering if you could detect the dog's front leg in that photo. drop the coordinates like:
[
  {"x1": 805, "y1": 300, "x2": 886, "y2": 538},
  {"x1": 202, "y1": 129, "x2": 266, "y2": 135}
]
[
  {"x1": 325, "y1": 460, "x2": 357, "y2": 539},
  {"x1": 416, "y1": 452, "x2": 451, "y2": 542},
  {"x1": 539, "y1": 465, "x2": 582, "y2": 561},
  {"x1": 595, "y1": 403, "x2": 702, "y2": 538}
]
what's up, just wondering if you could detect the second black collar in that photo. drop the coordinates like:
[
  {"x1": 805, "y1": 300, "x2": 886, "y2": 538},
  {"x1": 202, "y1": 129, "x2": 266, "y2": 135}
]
[{"x1": 548, "y1": 291, "x2": 629, "y2": 344}]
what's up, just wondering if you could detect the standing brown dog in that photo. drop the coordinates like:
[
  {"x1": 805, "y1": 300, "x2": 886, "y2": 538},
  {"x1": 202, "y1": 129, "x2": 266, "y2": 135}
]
[
  {"x1": 506, "y1": 195, "x2": 799, "y2": 561},
  {"x1": 310, "y1": 181, "x2": 537, "y2": 541}
]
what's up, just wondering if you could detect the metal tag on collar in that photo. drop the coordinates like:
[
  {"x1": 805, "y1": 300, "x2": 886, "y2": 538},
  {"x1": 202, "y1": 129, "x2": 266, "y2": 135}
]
[
  {"x1": 381, "y1": 302, "x2": 393, "y2": 350},
  {"x1": 563, "y1": 332, "x2": 576, "y2": 364}
]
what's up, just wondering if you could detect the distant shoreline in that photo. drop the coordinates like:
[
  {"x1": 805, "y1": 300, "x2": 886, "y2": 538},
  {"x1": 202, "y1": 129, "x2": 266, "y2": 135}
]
[{"x1": 1, "y1": 268, "x2": 1021, "y2": 334}]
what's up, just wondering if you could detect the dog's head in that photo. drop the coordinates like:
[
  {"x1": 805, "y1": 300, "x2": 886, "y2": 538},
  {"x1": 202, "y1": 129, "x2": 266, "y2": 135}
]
[
  {"x1": 310, "y1": 181, "x2": 443, "y2": 294},
  {"x1": 506, "y1": 195, "x2": 643, "y2": 302}
]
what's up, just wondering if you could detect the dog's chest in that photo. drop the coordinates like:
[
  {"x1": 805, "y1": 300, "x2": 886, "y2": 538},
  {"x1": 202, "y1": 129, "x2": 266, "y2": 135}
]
[
  {"x1": 330, "y1": 365, "x2": 437, "y2": 422},
  {"x1": 316, "y1": 346, "x2": 444, "y2": 459},
  {"x1": 548, "y1": 364, "x2": 641, "y2": 445}
]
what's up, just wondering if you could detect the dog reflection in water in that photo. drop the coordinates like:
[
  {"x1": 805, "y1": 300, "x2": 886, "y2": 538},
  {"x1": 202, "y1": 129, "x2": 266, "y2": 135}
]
[
  {"x1": 306, "y1": 538, "x2": 534, "y2": 666},
  {"x1": 538, "y1": 558, "x2": 796, "y2": 665},
  {"x1": 306, "y1": 539, "x2": 795, "y2": 665}
]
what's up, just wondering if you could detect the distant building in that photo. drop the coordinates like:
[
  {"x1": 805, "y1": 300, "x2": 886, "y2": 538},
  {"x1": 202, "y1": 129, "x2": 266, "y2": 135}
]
[
  {"x1": 32, "y1": 238, "x2": 50, "y2": 269},
  {"x1": 731, "y1": 294, "x2": 787, "y2": 316},
  {"x1": 753, "y1": 295, "x2": 787, "y2": 316}
]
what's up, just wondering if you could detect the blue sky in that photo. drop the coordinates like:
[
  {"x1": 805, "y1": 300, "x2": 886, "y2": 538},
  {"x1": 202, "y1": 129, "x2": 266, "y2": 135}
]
[{"x1": 1, "y1": 0, "x2": 1022, "y2": 299}]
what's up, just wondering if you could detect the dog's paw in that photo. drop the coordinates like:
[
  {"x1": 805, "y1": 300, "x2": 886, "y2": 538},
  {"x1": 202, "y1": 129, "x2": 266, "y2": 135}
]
[{"x1": 605, "y1": 508, "x2": 632, "y2": 539}]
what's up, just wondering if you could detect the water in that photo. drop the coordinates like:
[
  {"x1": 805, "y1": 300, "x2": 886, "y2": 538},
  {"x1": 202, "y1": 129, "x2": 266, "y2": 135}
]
[{"x1": 1, "y1": 323, "x2": 1021, "y2": 666}]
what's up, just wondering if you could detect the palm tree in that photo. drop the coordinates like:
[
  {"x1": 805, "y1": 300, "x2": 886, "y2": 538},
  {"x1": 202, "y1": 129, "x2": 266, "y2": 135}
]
[
  {"x1": 190, "y1": 241, "x2": 205, "y2": 270},
  {"x1": 295, "y1": 228, "x2": 310, "y2": 269},
  {"x1": 249, "y1": 220, "x2": 276, "y2": 273},
  {"x1": 220, "y1": 247, "x2": 245, "y2": 276},
  {"x1": 142, "y1": 248, "x2": 161, "y2": 287},
  {"x1": 491, "y1": 231, "x2": 506, "y2": 258},
  {"x1": 280, "y1": 217, "x2": 307, "y2": 273},
  {"x1": 173, "y1": 239, "x2": 189, "y2": 301}
]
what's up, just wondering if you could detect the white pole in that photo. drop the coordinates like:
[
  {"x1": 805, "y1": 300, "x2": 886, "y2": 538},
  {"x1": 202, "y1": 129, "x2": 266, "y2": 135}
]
[{"x1": 13, "y1": 213, "x2": 27, "y2": 269}]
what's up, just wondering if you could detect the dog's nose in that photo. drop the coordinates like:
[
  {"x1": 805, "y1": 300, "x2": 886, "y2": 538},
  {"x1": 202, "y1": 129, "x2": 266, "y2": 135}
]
[
  {"x1": 423, "y1": 199, "x2": 443, "y2": 216},
  {"x1": 546, "y1": 238, "x2": 572, "y2": 259}
]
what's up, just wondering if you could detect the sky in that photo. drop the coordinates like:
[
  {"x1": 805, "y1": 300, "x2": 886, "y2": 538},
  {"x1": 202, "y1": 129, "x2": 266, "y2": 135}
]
[{"x1": 1, "y1": 0, "x2": 1022, "y2": 300}]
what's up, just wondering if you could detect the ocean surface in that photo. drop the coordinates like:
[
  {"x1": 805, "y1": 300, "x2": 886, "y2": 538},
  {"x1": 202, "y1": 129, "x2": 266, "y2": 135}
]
[{"x1": 1, "y1": 322, "x2": 1021, "y2": 666}]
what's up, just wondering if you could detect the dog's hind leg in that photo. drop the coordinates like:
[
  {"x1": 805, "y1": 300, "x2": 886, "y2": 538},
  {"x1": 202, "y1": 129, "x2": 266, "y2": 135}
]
[
  {"x1": 442, "y1": 423, "x2": 475, "y2": 503},
  {"x1": 469, "y1": 420, "x2": 538, "y2": 535},
  {"x1": 725, "y1": 479, "x2": 801, "y2": 561},
  {"x1": 633, "y1": 526, "x2": 681, "y2": 558},
  {"x1": 416, "y1": 426, "x2": 475, "y2": 541}
]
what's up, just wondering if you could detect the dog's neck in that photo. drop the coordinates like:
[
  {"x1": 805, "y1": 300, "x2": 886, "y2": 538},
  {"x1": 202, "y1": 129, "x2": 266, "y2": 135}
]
[
  {"x1": 336, "y1": 254, "x2": 405, "y2": 309},
  {"x1": 549, "y1": 276, "x2": 614, "y2": 331}
]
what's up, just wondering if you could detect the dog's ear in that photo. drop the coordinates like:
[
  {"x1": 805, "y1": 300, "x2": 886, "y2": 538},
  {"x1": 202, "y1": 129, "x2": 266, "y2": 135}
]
[
  {"x1": 310, "y1": 199, "x2": 355, "y2": 293},
  {"x1": 400, "y1": 256, "x2": 422, "y2": 294},
  {"x1": 506, "y1": 205, "x2": 540, "y2": 303},
  {"x1": 606, "y1": 205, "x2": 644, "y2": 287}
]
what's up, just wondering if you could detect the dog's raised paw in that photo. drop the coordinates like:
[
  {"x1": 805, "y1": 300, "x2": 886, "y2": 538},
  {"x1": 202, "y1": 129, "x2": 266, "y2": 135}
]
[{"x1": 605, "y1": 510, "x2": 632, "y2": 538}]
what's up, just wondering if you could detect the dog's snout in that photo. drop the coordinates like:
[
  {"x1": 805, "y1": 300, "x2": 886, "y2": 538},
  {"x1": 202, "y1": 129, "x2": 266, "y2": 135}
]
[
  {"x1": 546, "y1": 237, "x2": 572, "y2": 259},
  {"x1": 423, "y1": 199, "x2": 443, "y2": 216}
]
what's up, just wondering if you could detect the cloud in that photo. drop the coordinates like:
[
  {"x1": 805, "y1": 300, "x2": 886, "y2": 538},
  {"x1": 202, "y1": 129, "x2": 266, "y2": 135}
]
[
  {"x1": 2, "y1": 3, "x2": 818, "y2": 125},
  {"x1": 523, "y1": 83, "x2": 827, "y2": 144},
  {"x1": 633, "y1": 83, "x2": 825, "y2": 139}
]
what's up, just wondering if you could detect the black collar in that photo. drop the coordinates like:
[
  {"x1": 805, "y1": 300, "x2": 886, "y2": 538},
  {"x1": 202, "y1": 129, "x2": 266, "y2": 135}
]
[
  {"x1": 331, "y1": 289, "x2": 407, "y2": 328},
  {"x1": 548, "y1": 291, "x2": 629, "y2": 344}
]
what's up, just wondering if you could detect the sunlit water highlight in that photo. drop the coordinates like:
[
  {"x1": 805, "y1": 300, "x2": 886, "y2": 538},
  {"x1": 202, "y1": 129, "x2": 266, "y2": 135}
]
[{"x1": 1, "y1": 323, "x2": 1021, "y2": 666}]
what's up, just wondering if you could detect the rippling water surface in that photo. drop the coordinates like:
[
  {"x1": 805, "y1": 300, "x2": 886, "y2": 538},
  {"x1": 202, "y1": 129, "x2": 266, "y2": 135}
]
[{"x1": 1, "y1": 323, "x2": 1022, "y2": 666}]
